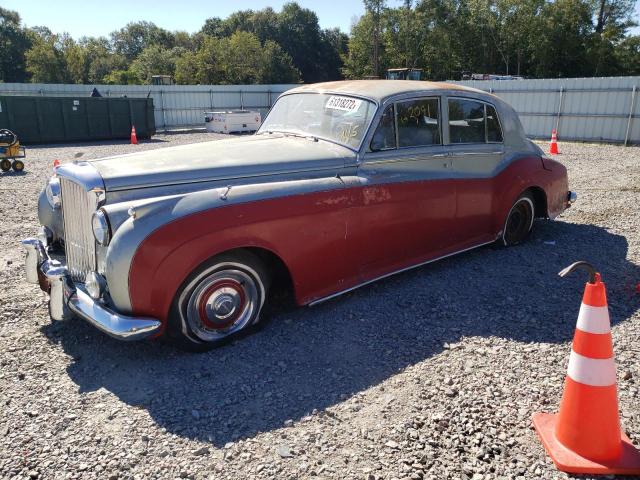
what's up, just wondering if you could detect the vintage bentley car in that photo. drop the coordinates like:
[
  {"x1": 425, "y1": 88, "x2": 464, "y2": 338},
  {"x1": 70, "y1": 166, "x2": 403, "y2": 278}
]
[{"x1": 23, "y1": 80, "x2": 575, "y2": 350}]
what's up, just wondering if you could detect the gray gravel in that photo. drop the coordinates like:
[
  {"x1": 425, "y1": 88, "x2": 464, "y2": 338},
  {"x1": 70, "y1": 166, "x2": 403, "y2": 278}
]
[{"x1": 1, "y1": 134, "x2": 639, "y2": 480}]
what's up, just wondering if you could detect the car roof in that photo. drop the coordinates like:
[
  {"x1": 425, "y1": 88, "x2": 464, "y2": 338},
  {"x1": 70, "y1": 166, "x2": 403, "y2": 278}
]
[{"x1": 287, "y1": 80, "x2": 490, "y2": 104}]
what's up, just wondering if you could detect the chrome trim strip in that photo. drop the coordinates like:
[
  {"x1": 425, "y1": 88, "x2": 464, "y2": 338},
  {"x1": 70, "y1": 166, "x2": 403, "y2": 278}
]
[
  {"x1": 308, "y1": 239, "x2": 496, "y2": 306},
  {"x1": 364, "y1": 154, "x2": 450, "y2": 166},
  {"x1": 453, "y1": 151, "x2": 504, "y2": 156},
  {"x1": 105, "y1": 165, "x2": 347, "y2": 192}
]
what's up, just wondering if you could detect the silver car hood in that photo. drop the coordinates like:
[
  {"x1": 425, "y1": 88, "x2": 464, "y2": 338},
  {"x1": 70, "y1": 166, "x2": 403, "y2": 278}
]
[{"x1": 88, "y1": 134, "x2": 355, "y2": 192}]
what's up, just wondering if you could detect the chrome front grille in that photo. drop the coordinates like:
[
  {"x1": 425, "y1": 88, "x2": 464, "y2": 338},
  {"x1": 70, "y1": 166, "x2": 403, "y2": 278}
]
[{"x1": 60, "y1": 177, "x2": 97, "y2": 282}]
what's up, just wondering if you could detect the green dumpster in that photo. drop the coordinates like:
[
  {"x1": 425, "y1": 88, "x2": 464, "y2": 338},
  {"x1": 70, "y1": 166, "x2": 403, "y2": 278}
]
[{"x1": 0, "y1": 95, "x2": 155, "y2": 144}]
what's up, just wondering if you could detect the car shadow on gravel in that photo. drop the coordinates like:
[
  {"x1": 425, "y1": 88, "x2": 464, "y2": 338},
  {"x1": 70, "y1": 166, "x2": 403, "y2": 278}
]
[{"x1": 41, "y1": 220, "x2": 640, "y2": 448}]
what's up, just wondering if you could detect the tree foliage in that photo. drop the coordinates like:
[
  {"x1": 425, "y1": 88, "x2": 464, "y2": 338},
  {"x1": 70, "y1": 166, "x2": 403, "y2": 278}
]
[
  {"x1": 1, "y1": 0, "x2": 638, "y2": 85},
  {"x1": 346, "y1": 0, "x2": 640, "y2": 79},
  {"x1": 0, "y1": 8, "x2": 32, "y2": 82}
]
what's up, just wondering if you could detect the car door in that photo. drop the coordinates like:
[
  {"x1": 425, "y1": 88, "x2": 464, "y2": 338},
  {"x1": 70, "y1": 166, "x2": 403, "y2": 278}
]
[
  {"x1": 354, "y1": 96, "x2": 457, "y2": 281},
  {"x1": 446, "y1": 97, "x2": 505, "y2": 245}
]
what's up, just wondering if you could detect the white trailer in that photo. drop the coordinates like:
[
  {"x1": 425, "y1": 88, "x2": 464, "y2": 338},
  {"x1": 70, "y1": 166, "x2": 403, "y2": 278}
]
[{"x1": 204, "y1": 110, "x2": 262, "y2": 134}]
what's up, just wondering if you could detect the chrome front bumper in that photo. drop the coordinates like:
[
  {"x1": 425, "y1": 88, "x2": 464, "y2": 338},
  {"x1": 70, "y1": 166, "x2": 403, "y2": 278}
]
[{"x1": 21, "y1": 237, "x2": 161, "y2": 341}]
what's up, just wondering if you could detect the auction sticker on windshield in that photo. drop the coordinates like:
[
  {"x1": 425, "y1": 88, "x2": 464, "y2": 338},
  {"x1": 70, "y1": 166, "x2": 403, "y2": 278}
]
[{"x1": 326, "y1": 96, "x2": 362, "y2": 112}]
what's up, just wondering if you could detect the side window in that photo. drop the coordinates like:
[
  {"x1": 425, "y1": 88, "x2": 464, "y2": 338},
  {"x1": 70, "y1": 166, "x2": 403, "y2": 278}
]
[
  {"x1": 486, "y1": 104, "x2": 503, "y2": 142},
  {"x1": 370, "y1": 104, "x2": 396, "y2": 151},
  {"x1": 448, "y1": 98, "x2": 486, "y2": 144},
  {"x1": 396, "y1": 98, "x2": 441, "y2": 147}
]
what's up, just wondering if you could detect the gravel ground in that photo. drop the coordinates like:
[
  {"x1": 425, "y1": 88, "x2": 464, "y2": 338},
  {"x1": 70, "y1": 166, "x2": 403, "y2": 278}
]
[{"x1": 1, "y1": 134, "x2": 639, "y2": 480}]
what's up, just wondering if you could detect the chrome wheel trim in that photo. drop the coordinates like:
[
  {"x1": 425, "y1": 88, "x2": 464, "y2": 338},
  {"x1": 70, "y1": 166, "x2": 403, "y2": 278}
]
[
  {"x1": 183, "y1": 267, "x2": 263, "y2": 343},
  {"x1": 502, "y1": 197, "x2": 534, "y2": 246}
]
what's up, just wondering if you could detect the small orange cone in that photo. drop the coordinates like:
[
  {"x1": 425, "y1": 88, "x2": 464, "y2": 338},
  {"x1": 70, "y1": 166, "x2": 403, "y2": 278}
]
[
  {"x1": 549, "y1": 129, "x2": 559, "y2": 154},
  {"x1": 533, "y1": 261, "x2": 640, "y2": 475},
  {"x1": 130, "y1": 125, "x2": 138, "y2": 145}
]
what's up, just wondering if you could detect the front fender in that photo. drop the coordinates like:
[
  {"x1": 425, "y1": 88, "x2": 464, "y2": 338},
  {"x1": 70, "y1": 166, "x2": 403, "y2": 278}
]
[
  {"x1": 37, "y1": 187, "x2": 64, "y2": 243},
  {"x1": 116, "y1": 176, "x2": 358, "y2": 322}
]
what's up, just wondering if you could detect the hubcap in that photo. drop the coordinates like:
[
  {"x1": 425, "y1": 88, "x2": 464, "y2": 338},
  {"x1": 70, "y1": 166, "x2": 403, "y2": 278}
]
[
  {"x1": 197, "y1": 280, "x2": 246, "y2": 330},
  {"x1": 185, "y1": 268, "x2": 260, "y2": 342}
]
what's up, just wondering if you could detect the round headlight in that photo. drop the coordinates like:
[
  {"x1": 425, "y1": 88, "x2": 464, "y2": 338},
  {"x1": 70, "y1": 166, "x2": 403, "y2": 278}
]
[
  {"x1": 85, "y1": 271, "x2": 107, "y2": 300},
  {"x1": 91, "y1": 209, "x2": 111, "y2": 246}
]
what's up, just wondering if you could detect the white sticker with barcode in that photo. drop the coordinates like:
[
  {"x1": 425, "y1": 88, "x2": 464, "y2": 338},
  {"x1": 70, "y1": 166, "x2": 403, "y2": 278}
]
[{"x1": 325, "y1": 96, "x2": 362, "y2": 112}]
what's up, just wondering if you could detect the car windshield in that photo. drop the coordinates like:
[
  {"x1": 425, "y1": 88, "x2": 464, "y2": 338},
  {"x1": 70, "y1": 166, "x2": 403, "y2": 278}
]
[{"x1": 258, "y1": 93, "x2": 377, "y2": 150}]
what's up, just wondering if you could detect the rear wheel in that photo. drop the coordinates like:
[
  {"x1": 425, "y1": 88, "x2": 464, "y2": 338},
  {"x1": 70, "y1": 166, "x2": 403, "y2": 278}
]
[
  {"x1": 502, "y1": 194, "x2": 534, "y2": 246},
  {"x1": 0, "y1": 159, "x2": 10, "y2": 172},
  {"x1": 167, "y1": 251, "x2": 269, "y2": 352}
]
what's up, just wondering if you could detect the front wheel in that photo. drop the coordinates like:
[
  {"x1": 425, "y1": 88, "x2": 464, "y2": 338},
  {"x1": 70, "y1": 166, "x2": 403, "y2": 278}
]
[
  {"x1": 0, "y1": 159, "x2": 11, "y2": 172},
  {"x1": 167, "y1": 251, "x2": 269, "y2": 352},
  {"x1": 502, "y1": 194, "x2": 534, "y2": 246}
]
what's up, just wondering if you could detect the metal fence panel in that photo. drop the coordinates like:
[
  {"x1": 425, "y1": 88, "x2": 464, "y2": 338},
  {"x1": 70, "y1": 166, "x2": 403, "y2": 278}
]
[
  {"x1": 1, "y1": 78, "x2": 639, "y2": 144},
  {"x1": 0, "y1": 83, "x2": 297, "y2": 131},
  {"x1": 455, "y1": 76, "x2": 640, "y2": 144}
]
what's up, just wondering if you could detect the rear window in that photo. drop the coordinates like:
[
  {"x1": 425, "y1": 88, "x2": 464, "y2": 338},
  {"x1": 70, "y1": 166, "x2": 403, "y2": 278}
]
[{"x1": 448, "y1": 98, "x2": 503, "y2": 144}]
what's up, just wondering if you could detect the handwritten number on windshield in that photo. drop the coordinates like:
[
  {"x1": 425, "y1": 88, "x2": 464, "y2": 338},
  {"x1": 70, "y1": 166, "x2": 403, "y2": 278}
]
[{"x1": 339, "y1": 123, "x2": 359, "y2": 144}]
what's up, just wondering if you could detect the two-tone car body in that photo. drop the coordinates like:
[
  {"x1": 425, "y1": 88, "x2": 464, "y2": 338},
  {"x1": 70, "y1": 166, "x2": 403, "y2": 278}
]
[{"x1": 23, "y1": 80, "x2": 575, "y2": 350}]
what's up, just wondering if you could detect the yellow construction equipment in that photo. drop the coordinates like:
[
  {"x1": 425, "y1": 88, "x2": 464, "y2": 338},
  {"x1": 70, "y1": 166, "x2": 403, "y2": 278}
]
[{"x1": 0, "y1": 129, "x2": 25, "y2": 172}]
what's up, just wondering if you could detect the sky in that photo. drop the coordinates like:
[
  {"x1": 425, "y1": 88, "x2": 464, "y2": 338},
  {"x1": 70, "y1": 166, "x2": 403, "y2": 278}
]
[
  {"x1": 3, "y1": 0, "x2": 393, "y2": 38},
  {"x1": 4, "y1": 0, "x2": 639, "y2": 37}
]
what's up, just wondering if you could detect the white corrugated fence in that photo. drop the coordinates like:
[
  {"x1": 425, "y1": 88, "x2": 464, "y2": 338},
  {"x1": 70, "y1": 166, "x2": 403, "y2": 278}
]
[
  {"x1": 454, "y1": 76, "x2": 640, "y2": 145},
  {"x1": 1, "y1": 77, "x2": 639, "y2": 144}
]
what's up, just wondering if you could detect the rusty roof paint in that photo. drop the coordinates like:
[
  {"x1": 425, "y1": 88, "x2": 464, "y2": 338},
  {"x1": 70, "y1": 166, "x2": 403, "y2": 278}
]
[{"x1": 287, "y1": 80, "x2": 489, "y2": 103}]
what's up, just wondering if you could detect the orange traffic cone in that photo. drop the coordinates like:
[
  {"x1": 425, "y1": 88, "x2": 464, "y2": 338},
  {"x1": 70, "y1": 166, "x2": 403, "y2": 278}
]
[
  {"x1": 549, "y1": 129, "x2": 559, "y2": 154},
  {"x1": 533, "y1": 261, "x2": 640, "y2": 475},
  {"x1": 130, "y1": 125, "x2": 138, "y2": 145}
]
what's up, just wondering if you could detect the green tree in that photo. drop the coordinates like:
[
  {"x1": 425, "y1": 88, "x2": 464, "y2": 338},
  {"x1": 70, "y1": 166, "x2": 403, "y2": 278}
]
[
  {"x1": 25, "y1": 27, "x2": 69, "y2": 83},
  {"x1": 343, "y1": 13, "x2": 382, "y2": 78},
  {"x1": 130, "y1": 45, "x2": 184, "y2": 83},
  {"x1": 615, "y1": 35, "x2": 640, "y2": 74},
  {"x1": 173, "y1": 31, "x2": 300, "y2": 85},
  {"x1": 174, "y1": 51, "x2": 200, "y2": 84},
  {"x1": 102, "y1": 69, "x2": 141, "y2": 85},
  {"x1": 0, "y1": 8, "x2": 32, "y2": 82},
  {"x1": 110, "y1": 21, "x2": 175, "y2": 61},
  {"x1": 261, "y1": 40, "x2": 301, "y2": 83},
  {"x1": 80, "y1": 36, "x2": 124, "y2": 84},
  {"x1": 363, "y1": 0, "x2": 387, "y2": 76},
  {"x1": 533, "y1": 0, "x2": 594, "y2": 77}
]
